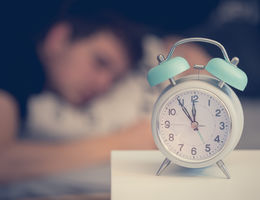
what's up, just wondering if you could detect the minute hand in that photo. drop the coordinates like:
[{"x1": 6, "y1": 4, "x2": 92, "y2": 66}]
[
  {"x1": 192, "y1": 100, "x2": 196, "y2": 122},
  {"x1": 177, "y1": 99, "x2": 193, "y2": 123}
]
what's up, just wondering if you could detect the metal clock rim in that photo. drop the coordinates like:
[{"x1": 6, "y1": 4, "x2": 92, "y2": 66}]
[{"x1": 151, "y1": 75, "x2": 244, "y2": 168}]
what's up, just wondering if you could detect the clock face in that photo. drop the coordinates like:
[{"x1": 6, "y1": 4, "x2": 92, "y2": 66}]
[{"x1": 157, "y1": 88, "x2": 232, "y2": 162}]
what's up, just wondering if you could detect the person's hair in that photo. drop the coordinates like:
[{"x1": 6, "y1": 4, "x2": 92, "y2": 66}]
[{"x1": 37, "y1": 3, "x2": 144, "y2": 68}]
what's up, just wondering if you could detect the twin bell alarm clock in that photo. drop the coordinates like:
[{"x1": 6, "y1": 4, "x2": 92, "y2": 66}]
[{"x1": 147, "y1": 38, "x2": 248, "y2": 178}]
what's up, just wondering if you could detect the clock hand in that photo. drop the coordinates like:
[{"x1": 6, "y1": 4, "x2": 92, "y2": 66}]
[
  {"x1": 198, "y1": 124, "x2": 205, "y2": 127},
  {"x1": 174, "y1": 123, "x2": 205, "y2": 127},
  {"x1": 196, "y1": 129, "x2": 205, "y2": 144},
  {"x1": 190, "y1": 120, "x2": 205, "y2": 144},
  {"x1": 177, "y1": 98, "x2": 204, "y2": 144},
  {"x1": 191, "y1": 100, "x2": 196, "y2": 122},
  {"x1": 177, "y1": 98, "x2": 193, "y2": 123}
]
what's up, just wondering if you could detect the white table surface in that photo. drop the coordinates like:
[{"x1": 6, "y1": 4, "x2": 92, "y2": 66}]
[{"x1": 111, "y1": 150, "x2": 260, "y2": 200}]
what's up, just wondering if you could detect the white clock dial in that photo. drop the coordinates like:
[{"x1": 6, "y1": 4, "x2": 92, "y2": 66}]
[{"x1": 157, "y1": 89, "x2": 231, "y2": 162}]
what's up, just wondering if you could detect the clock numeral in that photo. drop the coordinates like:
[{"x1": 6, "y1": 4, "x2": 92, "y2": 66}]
[
  {"x1": 164, "y1": 120, "x2": 170, "y2": 128},
  {"x1": 205, "y1": 144, "x2": 211, "y2": 152},
  {"x1": 219, "y1": 122, "x2": 225, "y2": 130},
  {"x1": 168, "y1": 108, "x2": 176, "y2": 116},
  {"x1": 178, "y1": 144, "x2": 184, "y2": 151},
  {"x1": 169, "y1": 133, "x2": 174, "y2": 141},
  {"x1": 191, "y1": 147, "x2": 197, "y2": 155},
  {"x1": 214, "y1": 135, "x2": 220, "y2": 143},
  {"x1": 208, "y1": 99, "x2": 211, "y2": 106},
  {"x1": 177, "y1": 97, "x2": 184, "y2": 105},
  {"x1": 215, "y1": 109, "x2": 221, "y2": 117},
  {"x1": 191, "y1": 95, "x2": 198, "y2": 103}
]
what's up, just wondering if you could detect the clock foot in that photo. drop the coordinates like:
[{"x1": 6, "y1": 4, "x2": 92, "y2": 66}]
[
  {"x1": 216, "y1": 160, "x2": 231, "y2": 179},
  {"x1": 156, "y1": 158, "x2": 171, "y2": 176}
]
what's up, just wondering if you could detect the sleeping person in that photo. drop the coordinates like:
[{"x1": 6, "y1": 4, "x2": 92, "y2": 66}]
[
  {"x1": 0, "y1": 10, "x2": 158, "y2": 198},
  {"x1": 0, "y1": 4, "x2": 211, "y2": 198}
]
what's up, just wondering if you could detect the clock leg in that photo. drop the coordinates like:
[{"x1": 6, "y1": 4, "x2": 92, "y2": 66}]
[
  {"x1": 216, "y1": 160, "x2": 231, "y2": 179},
  {"x1": 156, "y1": 158, "x2": 171, "y2": 176}
]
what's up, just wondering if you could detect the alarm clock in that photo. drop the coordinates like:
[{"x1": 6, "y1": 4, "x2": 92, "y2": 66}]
[{"x1": 147, "y1": 38, "x2": 248, "y2": 179}]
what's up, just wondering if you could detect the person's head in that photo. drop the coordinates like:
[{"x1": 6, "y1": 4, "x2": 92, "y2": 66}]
[{"x1": 38, "y1": 11, "x2": 143, "y2": 105}]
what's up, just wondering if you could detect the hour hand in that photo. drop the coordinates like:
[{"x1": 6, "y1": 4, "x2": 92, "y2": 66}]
[{"x1": 177, "y1": 98, "x2": 193, "y2": 123}]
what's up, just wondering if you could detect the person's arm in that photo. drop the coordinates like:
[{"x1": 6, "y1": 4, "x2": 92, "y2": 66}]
[{"x1": 0, "y1": 90, "x2": 155, "y2": 183}]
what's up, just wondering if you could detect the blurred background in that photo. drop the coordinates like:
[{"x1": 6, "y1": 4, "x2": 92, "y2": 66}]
[{"x1": 0, "y1": 0, "x2": 260, "y2": 199}]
